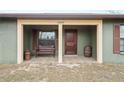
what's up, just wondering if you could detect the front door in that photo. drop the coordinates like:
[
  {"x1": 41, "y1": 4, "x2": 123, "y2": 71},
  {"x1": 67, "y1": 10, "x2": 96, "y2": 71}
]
[{"x1": 65, "y1": 29, "x2": 77, "y2": 55}]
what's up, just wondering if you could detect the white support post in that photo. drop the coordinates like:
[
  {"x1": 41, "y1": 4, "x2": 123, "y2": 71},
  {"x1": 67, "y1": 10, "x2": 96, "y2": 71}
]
[
  {"x1": 58, "y1": 22, "x2": 63, "y2": 63},
  {"x1": 97, "y1": 23, "x2": 103, "y2": 63},
  {"x1": 17, "y1": 21, "x2": 23, "y2": 64}
]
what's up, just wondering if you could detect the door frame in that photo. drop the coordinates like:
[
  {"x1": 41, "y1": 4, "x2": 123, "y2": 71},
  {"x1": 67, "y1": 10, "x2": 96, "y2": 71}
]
[{"x1": 64, "y1": 29, "x2": 77, "y2": 55}]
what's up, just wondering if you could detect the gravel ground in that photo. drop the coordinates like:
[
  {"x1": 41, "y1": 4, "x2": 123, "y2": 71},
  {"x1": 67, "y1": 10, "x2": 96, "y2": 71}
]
[{"x1": 0, "y1": 63, "x2": 124, "y2": 82}]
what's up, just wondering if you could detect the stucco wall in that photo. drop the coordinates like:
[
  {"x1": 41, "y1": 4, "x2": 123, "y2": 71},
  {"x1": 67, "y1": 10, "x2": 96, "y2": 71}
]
[
  {"x1": 103, "y1": 19, "x2": 124, "y2": 63},
  {"x1": 0, "y1": 18, "x2": 17, "y2": 63},
  {"x1": 91, "y1": 28, "x2": 96, "y2": 59},
  {"x1": 24, "y1": 29, "x2": 32, "y2": 53},
  {"x1": 77, "y1": 27, "x2": 96, "y2": 58},
  {"x1": 77, "y1": 28, "x2": 91, "y2": 56}
]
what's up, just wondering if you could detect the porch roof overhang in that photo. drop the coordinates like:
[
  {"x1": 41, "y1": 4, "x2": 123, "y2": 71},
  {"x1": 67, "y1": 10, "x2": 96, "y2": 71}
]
[{"x1": 0, "y1": 13, "x2": 124, "y2": 19}]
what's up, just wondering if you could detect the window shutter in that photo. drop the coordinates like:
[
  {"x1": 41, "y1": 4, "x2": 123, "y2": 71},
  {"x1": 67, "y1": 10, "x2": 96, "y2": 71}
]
[
  {"x1": 32, "y1": 29, "x2": 37, "y2": 50},
  {"x1": 113, "y1": 24, "x2": 120, "y2": 54}
]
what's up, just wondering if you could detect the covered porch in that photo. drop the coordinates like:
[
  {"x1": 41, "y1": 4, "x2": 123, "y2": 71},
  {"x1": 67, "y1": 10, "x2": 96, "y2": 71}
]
[{"x1": 17, "y1": 19, "x2": 102, "y2": 64}]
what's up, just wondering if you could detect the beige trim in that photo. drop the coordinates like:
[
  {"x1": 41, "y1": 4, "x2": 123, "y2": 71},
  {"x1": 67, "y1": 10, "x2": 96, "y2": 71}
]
[
  {"x1": 17, "y1": 19, "x2": 103, "y2": 64},
  {"x1": 97, "y1": 21, "x2": 103, "y2": 63},
  {"x1": 58, "y1": 22, "x2": 63, "y2": 63},
  {"x1": 17, "y1": 20, "x2": 23, "y2": 64},
  {"x1": 18, "y1": 19, "x2": 102, "y2": 25}
]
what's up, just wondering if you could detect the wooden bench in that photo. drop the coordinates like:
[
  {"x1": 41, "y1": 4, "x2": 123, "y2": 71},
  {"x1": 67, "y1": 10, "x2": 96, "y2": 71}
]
[{"x1": 35, "y1": 46, "x2": 55, "y2": 56}]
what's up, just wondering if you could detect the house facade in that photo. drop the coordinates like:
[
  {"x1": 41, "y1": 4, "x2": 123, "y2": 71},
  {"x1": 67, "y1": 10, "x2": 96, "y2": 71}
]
[{"x1": 0, "y1": 13, "x2": 124, "y2": 64}]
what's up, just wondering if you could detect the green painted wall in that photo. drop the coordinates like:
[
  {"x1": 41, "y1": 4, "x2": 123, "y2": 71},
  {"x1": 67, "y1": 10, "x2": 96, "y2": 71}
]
[
  {"x1": 0, "y1": 18, "x2": 17, "y2": 64},
  {"x1": 91, "y1": 28, "x2": 97, "y2": 59},
  {"x1": 103, "y1": 19, "x2": 124, "y2": 63},
  {"x1": 77, "y1": 29, "x2": 91, "y2": 56},
  {"x1": 77, "y1": 28, "x2": 96, "y2": 58},
  {"x1": 23, "y1": 27, "x2": 33, "y2": 55},
  {"x1": 24, "y1": 31, "x2": 32, "y2": 50}
]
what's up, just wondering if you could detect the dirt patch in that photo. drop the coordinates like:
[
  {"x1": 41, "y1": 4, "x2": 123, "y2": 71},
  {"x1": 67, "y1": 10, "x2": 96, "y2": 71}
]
[{"x1": 0, "y1": 63, "x2": 124, "y2": 82}]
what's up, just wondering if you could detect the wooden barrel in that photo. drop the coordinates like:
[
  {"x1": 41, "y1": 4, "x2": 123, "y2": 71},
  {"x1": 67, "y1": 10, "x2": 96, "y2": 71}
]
[
  {"x1": 84, "y1": 45, "x2": 92, "y2": 57},
  {"x1": 25, "y1": 49, "x2": 31, "y2": 61}
]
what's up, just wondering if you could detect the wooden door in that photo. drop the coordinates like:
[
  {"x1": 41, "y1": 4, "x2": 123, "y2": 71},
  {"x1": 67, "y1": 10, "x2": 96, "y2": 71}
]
[{"x1": 65, "y1": 29, "x2": 77, "y2": 55}]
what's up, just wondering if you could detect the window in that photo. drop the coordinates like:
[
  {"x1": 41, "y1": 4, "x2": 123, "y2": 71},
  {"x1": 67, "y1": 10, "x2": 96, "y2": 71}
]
[
  {"x1": 120, "y1": 25, "x2": 124, "y2": 54},
  {"x1": 38, "y1": 31, "x2": 55, "y2": 47},
  {"x1": 120, "y1": 38, "x2": 124, "y2": 51}
]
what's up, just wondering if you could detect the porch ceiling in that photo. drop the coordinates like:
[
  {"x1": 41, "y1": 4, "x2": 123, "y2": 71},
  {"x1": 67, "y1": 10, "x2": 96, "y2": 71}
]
[
  {"x1": 24, "y1": 25, "x2": 96, "y2": 31},
  {"x1": 24, "y1": 25, "x2": 58, "y2": 31}
]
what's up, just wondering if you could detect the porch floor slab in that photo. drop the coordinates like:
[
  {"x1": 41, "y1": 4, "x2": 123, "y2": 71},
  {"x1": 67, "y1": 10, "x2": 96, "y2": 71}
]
[
  {"x1": 24, "y1": 56, "x2": 96, "y2": 64},
  {"x1": 63, "y1": 56, "x2": 96, "y2": 64}
]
